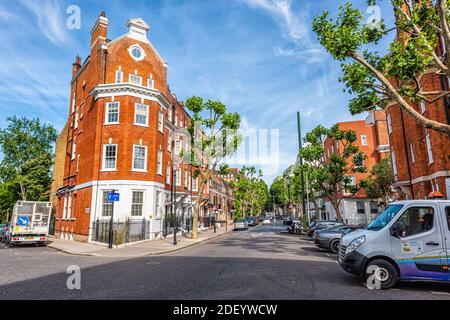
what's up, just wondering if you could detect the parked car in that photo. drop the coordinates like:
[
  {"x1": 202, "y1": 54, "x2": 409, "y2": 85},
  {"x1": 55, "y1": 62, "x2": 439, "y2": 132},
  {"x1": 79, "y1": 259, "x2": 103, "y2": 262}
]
[
  {"x1": 246, "y1": 217, "x2": 257, "y2": 227},
  {"x1": 307, "y1": 220, "x2": 344, "y2": 238},
  {"x1": 313, "y1": 225, "x2": 357, "y2": 253},
  {"x1": 262, "y1": 219, "x2": 271, "y2": 225},
  {"x1": 0, "y1": 224, "x2": 6, "y2": 242},
  {"x1": 339, "y1": 200, "x2": 450, "y2": 289},
  {"x1": 234, "y1": 219, "x2": 249, "y2": 231}
]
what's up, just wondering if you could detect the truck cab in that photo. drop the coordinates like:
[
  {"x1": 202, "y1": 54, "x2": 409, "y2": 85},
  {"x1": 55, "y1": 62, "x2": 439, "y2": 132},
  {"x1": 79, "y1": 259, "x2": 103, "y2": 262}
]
[{"x1": 339, "y1": 200, "x2": 450, "y2": 289}]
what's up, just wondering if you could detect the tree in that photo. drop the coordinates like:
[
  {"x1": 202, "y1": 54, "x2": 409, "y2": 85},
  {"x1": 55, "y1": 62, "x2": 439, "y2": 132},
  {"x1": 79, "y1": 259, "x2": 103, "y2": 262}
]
[
  {"x1": 185, "y1": 97, "x2": 241, "y2": 240},
  {"x1": 233, "y1": 167, "x2": 269, "y2": 217},
  {"x1": 313, "y1": 0, "x2": 450, "y2": 135},
  {"x1": 0, "y1": 116, "x2": 57, "y2": 221},
  {"x1": 269, "y1": 178, "x2": 288, "y2": 214},
  {"x1": 365, "y1": 157, "x2": 395, "y2": 205},
  {"x1": 301, "y1": 124, "x2": 366, "y2": 222}
]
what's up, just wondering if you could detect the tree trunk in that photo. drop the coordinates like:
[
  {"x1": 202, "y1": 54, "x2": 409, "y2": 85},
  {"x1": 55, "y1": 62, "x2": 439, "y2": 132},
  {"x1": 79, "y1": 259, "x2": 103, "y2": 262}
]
[
  {"x1": 192, "y1": 200, "x2": 200, "y2": 240},
  {"x1": 329, "y1": 196, "x2": 342, "y2": 222}
]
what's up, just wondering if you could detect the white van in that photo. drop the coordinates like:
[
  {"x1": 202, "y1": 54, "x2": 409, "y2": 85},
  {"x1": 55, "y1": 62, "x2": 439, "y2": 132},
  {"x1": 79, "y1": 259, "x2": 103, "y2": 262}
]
[{"x1": 339, "y1": 200, "x2": 450, "y2": 289}]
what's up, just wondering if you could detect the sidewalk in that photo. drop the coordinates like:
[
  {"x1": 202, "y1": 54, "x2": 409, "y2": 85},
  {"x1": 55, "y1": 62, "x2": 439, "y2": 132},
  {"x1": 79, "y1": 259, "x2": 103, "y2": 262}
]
[{"x1": 48, "y1": 226, "x2": 232, "y2": 258}]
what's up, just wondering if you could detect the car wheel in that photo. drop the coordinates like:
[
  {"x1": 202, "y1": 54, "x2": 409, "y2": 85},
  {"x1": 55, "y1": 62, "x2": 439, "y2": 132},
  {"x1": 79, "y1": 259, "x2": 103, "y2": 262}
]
[
  {"x1": 329, "y1": 239, "x2": 340, "y2": 254},
  {"x1": 364, "y1": 259, "x2": 399, "y2": 290},
  {"x1": 296, "y1": 228, "x2": 302, "y2": 235}
]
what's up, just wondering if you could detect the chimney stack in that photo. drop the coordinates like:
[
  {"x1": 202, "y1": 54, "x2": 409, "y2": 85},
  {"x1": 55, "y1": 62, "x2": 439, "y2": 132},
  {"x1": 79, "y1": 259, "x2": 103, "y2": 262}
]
[
  {"x1": 90, "y1": 11, "x2": 108, "y2": 48},
  {"x1": 72, "y1": 55, "x2": 81, "y2": 77}
]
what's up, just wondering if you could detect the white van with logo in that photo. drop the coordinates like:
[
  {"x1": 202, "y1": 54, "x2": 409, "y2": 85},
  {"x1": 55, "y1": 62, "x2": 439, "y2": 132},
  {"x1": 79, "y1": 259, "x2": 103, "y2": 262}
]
[{"x1": 339, "y1": 200, "x2": 450, "y2": 289}]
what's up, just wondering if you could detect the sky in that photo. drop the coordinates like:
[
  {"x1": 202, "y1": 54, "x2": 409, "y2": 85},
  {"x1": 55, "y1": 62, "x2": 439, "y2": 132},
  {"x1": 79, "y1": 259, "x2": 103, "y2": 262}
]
[{"x1": 0, "y1": 0, "x2": 395, "y2": 185}]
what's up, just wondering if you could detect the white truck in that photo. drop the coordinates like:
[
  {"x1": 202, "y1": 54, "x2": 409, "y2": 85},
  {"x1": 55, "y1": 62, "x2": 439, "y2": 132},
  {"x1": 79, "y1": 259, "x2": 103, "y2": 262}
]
[{"x1": 8, "y1": 201, "x2": 52, "y2": 246}]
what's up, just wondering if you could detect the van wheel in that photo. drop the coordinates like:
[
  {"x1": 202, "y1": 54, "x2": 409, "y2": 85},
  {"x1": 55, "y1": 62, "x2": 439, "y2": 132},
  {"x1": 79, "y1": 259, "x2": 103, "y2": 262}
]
[
  {"x1": 364, "y1": 259, "x2": 399, "y2": 290},
  {"x1": 329, "y1": 239, "x2": 340, "y2": 254}
]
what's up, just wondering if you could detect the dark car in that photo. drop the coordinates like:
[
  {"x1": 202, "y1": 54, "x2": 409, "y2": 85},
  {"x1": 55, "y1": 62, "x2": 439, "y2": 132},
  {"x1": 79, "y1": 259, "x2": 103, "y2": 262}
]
[
  {"x1": 307, "y1": 220, "x2": 344, "y2": 238},
  {"x1": 246, "y1": 217, "x2": 257, "y2": 227},
  {"x1": 313, "y1": 225, "x2": 357, "y2": 253}
]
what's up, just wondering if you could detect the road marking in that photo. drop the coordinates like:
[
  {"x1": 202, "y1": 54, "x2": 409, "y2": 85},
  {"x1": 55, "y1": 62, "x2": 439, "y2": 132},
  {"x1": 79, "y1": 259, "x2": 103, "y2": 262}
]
[{"x1": 430, "y1": 291, "x2": 450, "y2": 296}]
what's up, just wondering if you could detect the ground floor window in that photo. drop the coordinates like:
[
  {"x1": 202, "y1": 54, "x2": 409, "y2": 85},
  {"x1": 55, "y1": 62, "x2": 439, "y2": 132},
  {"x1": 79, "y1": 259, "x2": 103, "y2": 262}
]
[
  {"x1": 102, "y1": 191, "x2": 113, "y2": 217},
  {"x1": 131, "y1": 191, "x2": 144, "y2": 216},
  {"x1": 356, "y1": 201, "x2": 365, "y2": 214},
  {"x1": 370, "y1": 201, "x2": 379, "y2": 214}
]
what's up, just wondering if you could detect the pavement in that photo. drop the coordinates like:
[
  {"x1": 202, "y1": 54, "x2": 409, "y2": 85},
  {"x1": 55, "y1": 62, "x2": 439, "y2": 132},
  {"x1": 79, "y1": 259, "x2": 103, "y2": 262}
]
[
  {"x1": 1, "y1": 221, "x2": 450, "y2": 299},
  {"x1": 47, "y1": 225, "x2": 232, "y2": 258}
]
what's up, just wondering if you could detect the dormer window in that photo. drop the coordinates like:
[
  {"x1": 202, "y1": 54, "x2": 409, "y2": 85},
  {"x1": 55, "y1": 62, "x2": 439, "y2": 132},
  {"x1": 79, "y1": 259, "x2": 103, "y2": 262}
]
[
  {"x1": 148, "y1": 76, "x2": 154, "y2": 89},
  {"x1": 116, "y1": 70, "x2": 123, "y2": 83},
  {"x1": 128, "y1": 45, "x2": 145, "y2": 62},
  {"x1": 129, "y1": 74, "x2": 142, "y2": 86}
]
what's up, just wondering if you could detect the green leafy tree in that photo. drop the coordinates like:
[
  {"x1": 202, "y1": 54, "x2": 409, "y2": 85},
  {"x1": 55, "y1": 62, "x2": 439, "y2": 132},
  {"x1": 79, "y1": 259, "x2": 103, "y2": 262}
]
[
  {"x1": 269, "y1": 178, "x2": 288, "y2": 214},
  {"x1": 301, "y1": 124, "x2": 366, "y2": 222},
  {"x1": 365, "y1": 157, "x2": 395, "y2": 205},
  {"x1": 185, "y1": 97, "x2": 241, "y2": 240},
  {"x1": 0, "y1": 116, "x2": 57, "y2": 221},
  {"x1": 313, "y1": 0, "x2": 450, "y2": 135},
  {"x1": 233, "y1": 167, "x2": 269, "y2": 217}
]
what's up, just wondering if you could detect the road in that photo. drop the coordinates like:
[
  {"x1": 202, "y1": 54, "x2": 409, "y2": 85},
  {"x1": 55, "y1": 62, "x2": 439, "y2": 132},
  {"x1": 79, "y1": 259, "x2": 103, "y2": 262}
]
[{"x1": 1, "y1": 222, "x2": 450, "y2": 300}]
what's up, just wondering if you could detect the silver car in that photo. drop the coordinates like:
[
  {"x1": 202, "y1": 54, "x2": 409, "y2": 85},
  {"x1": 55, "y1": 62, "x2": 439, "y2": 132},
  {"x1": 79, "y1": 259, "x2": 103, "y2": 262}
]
[
  {"x1": 313, "y1": 225, "x2": 357, "y2": 254},
  {"x1": 234, "y1": 219, "x2": 249, "y2": 231}
]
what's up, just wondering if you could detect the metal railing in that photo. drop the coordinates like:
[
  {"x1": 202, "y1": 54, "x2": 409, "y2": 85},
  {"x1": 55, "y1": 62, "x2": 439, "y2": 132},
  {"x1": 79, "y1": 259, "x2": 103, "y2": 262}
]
[{"x1": 91, "y1": 218, "x2": 152, "y2": 245}]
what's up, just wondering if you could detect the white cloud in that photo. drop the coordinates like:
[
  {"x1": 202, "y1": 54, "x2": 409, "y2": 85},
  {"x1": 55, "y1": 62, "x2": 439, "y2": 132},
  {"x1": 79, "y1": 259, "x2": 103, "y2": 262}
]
[
  {"x1": 18, "y1": 0, "x2": 68, "y2": 45},
  {"x1": 242, "y1": 0, "x2": 309, "y2": 44},
  {"x1": 0, "y1": 10, "x2": 16, "y2": 21}
]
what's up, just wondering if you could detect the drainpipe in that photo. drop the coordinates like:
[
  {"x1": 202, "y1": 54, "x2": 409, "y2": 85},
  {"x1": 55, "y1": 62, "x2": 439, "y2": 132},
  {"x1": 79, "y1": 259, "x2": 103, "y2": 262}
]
[{"x1": 399, "y1": 107, "x2": 414, "y2": 199}]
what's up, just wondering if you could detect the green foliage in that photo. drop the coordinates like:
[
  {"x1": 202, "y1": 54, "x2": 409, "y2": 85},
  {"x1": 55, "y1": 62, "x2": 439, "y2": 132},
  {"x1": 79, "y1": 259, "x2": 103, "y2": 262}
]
[
  {"x1": 313, "y1": 1, "x2": 450, "y2": 134},
  {"x1": 234, "y1": 166, "x2": 269, "y2": 217},
  {"x1": 0, "y1": 116, "x2": 57, "y2": 220},
  {"x1": 269, "y1": 178, "x2": 288, "y2": 208},
  {"x1": 301, "y1": 124, "x2": 366, "y2": 221},
  {"x1": 365, "y1": 157, "x2": 394, "y2": 202}
]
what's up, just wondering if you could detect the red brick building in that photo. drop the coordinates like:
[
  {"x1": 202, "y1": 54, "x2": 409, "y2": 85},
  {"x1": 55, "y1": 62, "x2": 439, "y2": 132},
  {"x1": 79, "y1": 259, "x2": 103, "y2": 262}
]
[
  {"x1": 54, "y1": 13, "x2": 234, "y2": 242},
  {"x1": 321, "y1": 111, "x2": 390, "y2": 225}
]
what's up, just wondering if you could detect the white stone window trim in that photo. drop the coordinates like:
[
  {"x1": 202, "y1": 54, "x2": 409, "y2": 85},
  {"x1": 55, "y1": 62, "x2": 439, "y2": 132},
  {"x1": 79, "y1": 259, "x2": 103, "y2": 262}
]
[
  {"x1": 128, "y1": 44, "x2": 146, "y2": 62},
  {"x1": 105, "y1": 102, "x2": 120, "y2": 125},
  {"x1": 102, "y1": 144, "x2": 118, "y2": 172},
  {"x1": 134, "y1": 103, "x2": 149, "y2": 127},
  {"x1": 132, "y1": 144, "x2": 148, "y2": 172}
]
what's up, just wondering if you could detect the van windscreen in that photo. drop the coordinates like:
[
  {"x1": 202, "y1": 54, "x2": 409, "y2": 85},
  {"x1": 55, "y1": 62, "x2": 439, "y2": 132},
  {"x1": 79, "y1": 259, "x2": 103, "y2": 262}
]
[{"x1": 367, "y1": 204, "x2": 404, "y2": 231}]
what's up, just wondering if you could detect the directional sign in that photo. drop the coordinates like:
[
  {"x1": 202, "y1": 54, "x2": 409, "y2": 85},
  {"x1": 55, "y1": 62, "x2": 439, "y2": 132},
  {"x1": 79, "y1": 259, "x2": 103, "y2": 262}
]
[
  {"x1": 108, "y1": 192, "x2": 120, "y2": 202},
  {"x1": 17, "y1": 216, "x2": 29, "y2": 226}
]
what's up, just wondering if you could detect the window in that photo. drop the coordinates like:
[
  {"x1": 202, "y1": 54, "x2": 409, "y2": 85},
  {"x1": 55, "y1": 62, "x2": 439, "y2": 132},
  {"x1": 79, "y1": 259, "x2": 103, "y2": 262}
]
[
  {"x1": 71, "y1": 95, "x2": 76, "y2": 114},
  {"x1": 158, "y1": 111, "x2": 164, "y2": 132},
  {"x1": 420, "y1": 100, "x2": 426, "y2": 114},
  {"x1": 166, "y1": 164, "x2": 171, "y2": 184},
  {"x1": 76, "y1": 155, "x2": 80, "y2": 172},
  {"x1": 409, "y1": 143, "x2": 415, "y2": 163},
  {"x1": 343, "y1": 176, "x2": 356, "y2": 194},
  {"x1": 356, "y1": 201, "x2": 365, "y2": 214},
  {"x1": 129, "y1": 74, "x2": 142, "y2": 86},
  {"x1": 105, "y1": 102, "x2": 119, "y2": 124},
  {"x1": 103, "y1": 144, "x2": 117, "y2": 170},
  {"x1": 175, "y1": 140, "x2": 181, "y2": 155},
  {"x1": 135, "y1": 103, "x2": 148, "y2": 126},
  {"x1": 361, "y1": 134, "x2": 367, "y2": 146},
  {"x1": 425, "y1": 131, "x2": 434, "y2": 164},
  {"x1": 148, "y1": 78, "x2": 154, "y2": 89},
  {"x1": 167, "y1": 132, "x2": 172, "y2": 151},
  {"x1": 157, "y1": 149, "x2": 163, "y2": 175},
  {"x1": 133, "y1": 145, "x2": 147, "y2": 171},
  {"x1": 102, "y1": 191, "x2": 113, "y2": 217},
  {"x1": 115, "y1": 70, "x2": 123, "y2": 83},
  {"x1": 354, "y1": 155, "x2": 364, "y2": 168},
  {"x1": 156, "y1": 191, "x2": 162, "y2": 218},
  {"x1": 193, "y1": 177, "x2": 198, "y2": 191},
  {"x1": 62, "y1": 195, "x2": 67, "y2": 219},
  {"x1": 387, "y1": 113, "x2": 392, "y2": 135},
  {"x1": 175, "y1": 111, "x2": 178, "y2": 127},
  {"x1": 129, "y1": 45, "x2": 145, "y2": 61},
  {"x1": 391, "y1": 150, "x2": 398, "y2": 176},
  {"x1": 74, "y1": 111, "x2": 79, "y2": 129},
  {"x1": 71, "y1": 140, "x2": 77, "y2": 160},
  {"x1": 168, "y1": 108, "x2": 173, "y2": 122},
  {"x1": 176, "y1": 168, "x2": 181, "y2": 186},
  {"x1": 67, "y1": 193, "x2": 72, "y2": 219},
  {"x1": 131, "y1": 191, "x2": 144, "y2": 216},
  {"x1": 446, "y1": 207, "x2": 450, "y2": 231},
  {"x1": 370, "y1": 201, "x2": 379, "y2": 214},
  {"x1": 396, "y1": 207, "x2": 434, "y2": 237}
]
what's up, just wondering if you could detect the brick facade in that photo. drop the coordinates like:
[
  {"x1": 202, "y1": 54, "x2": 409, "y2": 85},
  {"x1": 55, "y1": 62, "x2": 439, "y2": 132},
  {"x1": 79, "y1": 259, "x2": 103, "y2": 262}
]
[{"x1": 54, "y1": 13, "x2": 235, "y2": 242}]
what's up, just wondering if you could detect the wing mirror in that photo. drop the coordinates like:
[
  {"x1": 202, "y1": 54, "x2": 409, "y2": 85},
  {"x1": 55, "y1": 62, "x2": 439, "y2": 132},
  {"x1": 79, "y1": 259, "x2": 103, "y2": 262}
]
[{"x1": 390, "y1": 221, "x2": 405, "y2": 238}]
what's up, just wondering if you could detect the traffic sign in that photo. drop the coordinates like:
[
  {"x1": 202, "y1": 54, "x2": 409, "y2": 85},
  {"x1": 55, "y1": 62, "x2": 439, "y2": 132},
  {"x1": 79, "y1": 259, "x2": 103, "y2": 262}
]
[
  {"x1": 17, "y1": 216, "x2": 29, "y2": 226},
  {"x1": 108, "y1": 192, "x2": 120, "y2": 202}
]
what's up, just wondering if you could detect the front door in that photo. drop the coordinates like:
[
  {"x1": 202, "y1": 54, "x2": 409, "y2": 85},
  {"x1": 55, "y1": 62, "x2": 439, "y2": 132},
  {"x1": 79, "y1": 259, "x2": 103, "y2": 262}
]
[{"x1": 391, "y1": 205, "x2": 448, "y2": 281}]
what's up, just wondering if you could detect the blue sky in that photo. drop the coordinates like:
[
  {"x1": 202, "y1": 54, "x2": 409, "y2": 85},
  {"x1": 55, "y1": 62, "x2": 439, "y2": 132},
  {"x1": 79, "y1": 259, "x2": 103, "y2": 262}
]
[{"x1": 0, "y1": 0, "x2": 394, "y2": 184}]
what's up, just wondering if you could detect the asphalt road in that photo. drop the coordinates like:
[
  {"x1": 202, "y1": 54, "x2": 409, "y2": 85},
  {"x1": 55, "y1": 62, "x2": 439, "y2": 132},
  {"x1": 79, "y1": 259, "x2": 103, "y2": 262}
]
[{"x1": 1, "y1": 222, "x2": 450, "y2": 300}]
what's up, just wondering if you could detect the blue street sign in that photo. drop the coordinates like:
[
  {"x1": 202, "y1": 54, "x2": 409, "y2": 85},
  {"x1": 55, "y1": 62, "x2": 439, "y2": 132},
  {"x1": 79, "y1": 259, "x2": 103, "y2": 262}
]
[
  {"x1": 17, "y1": 216, "x2": 29, "y2": 226},
  {"x1": 108, "y1": 192, "x2": 120, "y2": 202}
]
